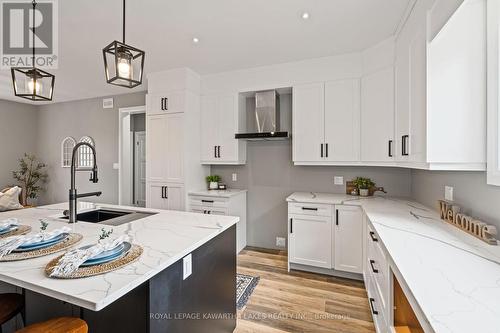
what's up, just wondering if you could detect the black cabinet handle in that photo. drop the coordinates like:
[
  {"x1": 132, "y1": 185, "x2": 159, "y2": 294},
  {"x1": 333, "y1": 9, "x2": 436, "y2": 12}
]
[
  {"x1": 202, "y1": 199, "x2": 214, "y2": 203},
  {"x1": 164, "y1": 186, "x2": 168, "y2": 199},
  {"x1": 161, "y1": 186, "x2": 164, "y2": 199},
  {"x1": 325, "y1": 143, "x2": 329, "y2": 158},
  {"x1": 388, "y1": 140, "x2": 393, "y2": 157},
  {"x1": 402, "y1": 135, "x2": 409, "y2": 156},
  {"x1": 369, "y1": 231, "x2": 378, "y2": 242},
  {"x1": 369, "y1": 259, "x2": 379, "y2": 273},
  {"x1": 320, "y1": 144, "x2": 323, "y2": 158},
  {"x1": 214, "y1": 146, "x2": 217, "y2": 158},
  {"x1": 217, "y1": 146, "x2": 221, "y2": 158},
  {"x1": 161, "y1": 97, "x2": 169, "y2": 111},
  {"x1": 336, "y1": 209, "x2": 339, "y2": 226},
  {"x1": 302, "y1": 207, "x2": 318, "y2": 211},
  {"x1": 290, "y1": 218, "x2": 293, "y2": 234},
  {"x1": 369, "y1": 298, "x2": 378, "y2": 315}
]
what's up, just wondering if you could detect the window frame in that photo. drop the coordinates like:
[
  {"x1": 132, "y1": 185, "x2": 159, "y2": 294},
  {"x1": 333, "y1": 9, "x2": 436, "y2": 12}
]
[
  {"x1": 77, "y1": 136, "x2": 96, "y2": 170},
  {"x1": 61, "y1": 137, "x2": 76, "y2": 168}
]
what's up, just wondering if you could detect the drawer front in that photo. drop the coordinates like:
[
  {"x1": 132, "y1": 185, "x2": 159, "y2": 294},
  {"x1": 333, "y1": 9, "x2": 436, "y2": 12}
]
[
  {"x1": 147, "y1": 92, "x2": 186, "y2": 115},
  {"x1": 189, "y1": 196, "x2": 229, "y2": 209},
  {"x1": 288, "y1": 202, "x2": 333, "y2": 217},
  {"x1": 366, "y1": 275, "x2": 388, "y2": 333},
  {"x1": 366, "y1": 224, "x2": 389, "y2": 314},
  {"x1": 190, "y1": 205, "x2": 228, "y2": 215}
]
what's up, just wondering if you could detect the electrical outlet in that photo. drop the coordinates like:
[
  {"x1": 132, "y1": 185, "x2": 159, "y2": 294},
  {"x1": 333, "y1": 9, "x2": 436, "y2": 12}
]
[
  {"x1": 183, "y1": 254, "x2": 192, "y2": 280},
  {"x1": 232, "y1": 173, "x2": 237, "y2": 182},
  {"x1": 334, "y1": 176, "x2": 344, "y2": 185},
  {"x1": 445, "y1": 186, "x2": 454, "y2": 201},
  {"x1": 276, "y1": 237, "x2": 286, "y2": 248}
]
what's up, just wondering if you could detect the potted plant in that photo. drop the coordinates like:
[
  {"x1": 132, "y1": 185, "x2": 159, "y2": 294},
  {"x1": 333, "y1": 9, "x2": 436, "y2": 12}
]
[
  {"x1": 353, "y1": 177, "x2": 375, "y2": 197},
  {"x1": 12, "y1": 154, "x2": 48, "y2": 206},
  {"x1": 206, "y1": 175, "x2": 221, "y2": 190}
]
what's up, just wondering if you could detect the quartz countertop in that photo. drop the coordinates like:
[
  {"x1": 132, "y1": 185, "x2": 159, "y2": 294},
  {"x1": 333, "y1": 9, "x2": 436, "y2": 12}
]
[
  {"x1": 188, "y1": 189, "x2": 247, "y2": 198},
  {"x1": 0, "y1": 202, "x2": 239, "y2": 311},
  {"x1": 287, "y1": 192, "x2": 500, "y2": 333}
]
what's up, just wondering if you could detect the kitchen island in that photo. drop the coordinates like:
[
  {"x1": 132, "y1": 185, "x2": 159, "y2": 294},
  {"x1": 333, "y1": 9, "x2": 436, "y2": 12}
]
[{"x1": 0, "y1": 202, "x2": 239, "y2": 333}]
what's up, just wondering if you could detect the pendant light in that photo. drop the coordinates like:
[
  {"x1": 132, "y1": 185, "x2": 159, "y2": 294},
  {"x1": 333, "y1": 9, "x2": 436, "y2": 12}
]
[
  {"x1": 102, "y1": 0, "x2": 145, "y2": 88},
  {"x1": 11, "y1": 0, "x2": 55, "y2": 101}
]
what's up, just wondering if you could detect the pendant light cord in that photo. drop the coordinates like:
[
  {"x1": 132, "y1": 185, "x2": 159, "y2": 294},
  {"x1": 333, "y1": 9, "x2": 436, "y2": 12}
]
[
  {"x1": 32, "y1": 0, "x2": 36, "y2": 68},
  {"x1": 122, "y1": 0, "x2": 125, "y2": 44}
]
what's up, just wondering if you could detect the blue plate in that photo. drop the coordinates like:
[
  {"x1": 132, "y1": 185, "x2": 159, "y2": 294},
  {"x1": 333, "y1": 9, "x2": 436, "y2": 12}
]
[
  {"x1": 80, "y1": 242, "x2": 131, "y2": 267},
  {"x1": 0, "y1": 225, "x2": 18, "y2": 235},
  {"x1": 14, "y1": 233, "x2": 68, "y2": 252}
]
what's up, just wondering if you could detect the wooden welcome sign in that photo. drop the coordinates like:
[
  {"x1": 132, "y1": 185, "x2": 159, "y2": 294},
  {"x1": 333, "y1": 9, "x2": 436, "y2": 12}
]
[{"x1": 438, "y1": 200, "x2": 498, "y2": 245}]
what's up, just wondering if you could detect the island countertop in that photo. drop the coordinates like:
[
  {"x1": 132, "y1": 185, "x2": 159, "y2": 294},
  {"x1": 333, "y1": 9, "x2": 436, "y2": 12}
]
[
  {"x1": 0, "y1": 202, "x2": 239, "y2": 311},
  {"x1": 287, "y1": 192, "x2": 500, "y2": 333}
]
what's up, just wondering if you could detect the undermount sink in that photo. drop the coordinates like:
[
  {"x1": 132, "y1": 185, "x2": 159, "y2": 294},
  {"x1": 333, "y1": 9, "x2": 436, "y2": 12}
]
[{"x1": 61, "y1": 208, "x2": 157, "y2": 226}]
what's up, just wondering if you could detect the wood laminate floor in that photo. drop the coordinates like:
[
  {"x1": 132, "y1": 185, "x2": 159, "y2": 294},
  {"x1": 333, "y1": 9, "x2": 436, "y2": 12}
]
[{"x1": 234, "y1": 247, "x2": 376, "y2": 333}]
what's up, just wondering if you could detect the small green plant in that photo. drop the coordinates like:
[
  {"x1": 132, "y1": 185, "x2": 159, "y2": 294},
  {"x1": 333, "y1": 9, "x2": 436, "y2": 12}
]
[
  {"x1": 12, "y1": 153, "x2": 48, "y2": 205},
  {"x1": 39, "y1": 219, "x2": 49, "y2": 231},
  {"x1": 206, "y1": 175, "x2": 221, "y2": 183},
  {"x1": 99, "y1": 228, "x2": 113, "y2": 241},
  {"x1": 352, "y1": 177, "x2": 376, "y2": 190}
]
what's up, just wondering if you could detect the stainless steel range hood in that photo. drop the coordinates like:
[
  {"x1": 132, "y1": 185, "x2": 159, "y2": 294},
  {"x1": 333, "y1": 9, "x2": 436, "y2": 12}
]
[{"x1": 235, "y1": 90, "x2": 289, "y2": 140}]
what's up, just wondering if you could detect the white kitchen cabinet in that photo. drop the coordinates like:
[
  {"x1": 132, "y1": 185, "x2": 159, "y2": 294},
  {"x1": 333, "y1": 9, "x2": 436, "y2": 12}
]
[
  {"x1": 188, "y1": 190, "x2": 247, "y2": 253},
  {"x1": 146, "y1": 91, "x2": 186, "y2": 115},
  {"x1": 288, "y1": 213, "x2": 333, "y2": 269},
  {"x1": 146, "y1": 182, "x2": 185, "y2": 211},
  {"x1": 334, "y1": 205, "x2": 363, "y2": 274},
  {"x1": 201, "y1": 94, "x2": 246, "y2": 164},
  {"x1": 293, "y1": 80, "x2": 360, "y2": 164},
  {"x1": 146, "y1": 113, "x2": 184, "y2": 184},
  {"x1": 361, "y1": 67, "x2": 395, "y2": 163}
]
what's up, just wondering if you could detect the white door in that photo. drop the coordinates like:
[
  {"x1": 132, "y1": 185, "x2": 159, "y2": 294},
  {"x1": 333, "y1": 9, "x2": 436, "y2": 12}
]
[
  {"x1": 334, "y1": 205, "x2": 363, "y2": 273},
  {"x1": 324, "y1": 79, "x2": 360, "y2": 161},
  {"x1": 134, "y1": 131, "x2": 146, "y2": 207},
  {"x1": 395, "y1": 41, "x2": 411, "y2": 162},
  {"x1": 163, "y1": 183, "x2": 184, "y2": 211},
  {"x1": 289, "y1": 214, "x2": 332, "y2": 269},
  {"x1": 146, "y1": 183, "x2": 184, "y2": 210},
  {"x1": 164, "y1": 113, "x2": 184, "y2": 183},
  {"x1": 146, "y1": 115, "x2": 167, "y2": 182},
  {"x1": 293, "y1": 83, "x2": 325, "y2": 162},
  {"x1": 361, "y1": 68, "x2": 395, "y2": 162},
  {"x1": 201, "y1": 96, "x2": 219, "y2": 162},
  {"x1": 218, "y1": 95, "x2": 238, "y2": 162}
]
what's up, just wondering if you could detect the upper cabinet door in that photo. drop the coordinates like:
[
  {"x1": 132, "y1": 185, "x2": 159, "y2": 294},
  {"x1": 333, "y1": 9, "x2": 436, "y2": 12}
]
[
  {"x1": 395, "y1": 43, "x2": 411, "y2": 162},
  {"x1": 324, "y1": 79, "x2": 360, "y2": 162},
  {"x1": 201, "y1": 96, "x2": 219, "y2": 162},
  {"x1": 361, "y1": 68, "x2": 395, "y2": 162},
  {"x1": 146, "y1": 92, "x2": 186, "y2": 115},
  {"x1": 217, "y1": 95, "x2": 238, "y2": 162},
  {"x1": 293, "y1": 83, "x2": 325, "y2": 162}
]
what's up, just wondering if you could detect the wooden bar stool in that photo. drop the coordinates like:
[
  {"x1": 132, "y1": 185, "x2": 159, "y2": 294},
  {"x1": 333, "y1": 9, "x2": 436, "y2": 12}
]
[
  {"x1": 0, "y1": 293, "x2": 24, "y2": 333},
  {"x1": 15, "y1": 317, "x2": 88, "y2": 333}
]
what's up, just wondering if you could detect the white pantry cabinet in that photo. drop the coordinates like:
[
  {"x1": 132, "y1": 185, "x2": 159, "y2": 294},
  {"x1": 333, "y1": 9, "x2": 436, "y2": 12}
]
[
  {"x1": 288, "y1": 202, "x2": 363, "y2": 275},
  {"x1": 201, "y1": 94, "x2": 246, "y2": 165},
  {"x1": 147, "y1": 183, "x2": 185, "y2": 211},
  {"x1": 361, "y1": 67, "x2": 395, "y2": 163},
  {"x1": 293, "y1": 79, "x2": 360, "y2": 164}
]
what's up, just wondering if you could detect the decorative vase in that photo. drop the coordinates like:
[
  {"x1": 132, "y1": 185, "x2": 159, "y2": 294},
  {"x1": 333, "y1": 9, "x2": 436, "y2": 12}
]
[
  {"x1": 359, "y1": 189, "x2": 369, "y2": 197},
  {"x1": 209, "y1": 182, "x2": 219, "y2": 190}
]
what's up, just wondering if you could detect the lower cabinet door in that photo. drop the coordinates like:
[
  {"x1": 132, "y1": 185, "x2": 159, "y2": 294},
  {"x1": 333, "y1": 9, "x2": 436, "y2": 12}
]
[
  {"x1": 147, "y1": 183, "x2": 184, "y2": 211},
  {"x1": 334, "y1": 205, "x2": 363, "y2": 273},
  {"x1": 289, "y1": 214, "x2": 332, "y2": 269}
]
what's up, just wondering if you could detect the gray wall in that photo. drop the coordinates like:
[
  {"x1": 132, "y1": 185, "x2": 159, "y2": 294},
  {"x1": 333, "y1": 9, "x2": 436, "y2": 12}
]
[
  {"x1": 212, "y1": 141, "x2": 412, "y2": 249},
  {"x1": 36, "y1": 92, "x2": 145, "y2": 205},
  {"x1": 411, "y1": 170, "x2": 500, "y2": 230},
  {"x1": 0, "y1": 100, "x2": 38, "y2": 189}
]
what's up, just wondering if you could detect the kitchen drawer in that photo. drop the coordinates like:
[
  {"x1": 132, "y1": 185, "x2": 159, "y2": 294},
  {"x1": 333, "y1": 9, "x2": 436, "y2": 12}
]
[
  {"x1": 288, "y1": 202, "x2": 333, "y2": 217},
  {"x1": 366, "y1": 223, "x2": 389, "y2": 315},
  {"x1": 189, "y1": 196, "x2": 229, "y2": 209},
  {"x1": 366, "y1": 274, "x2": 388, "y2": 333},
  {"x1": 190, "y1": 205, "x2": 228, "y2": 215}
]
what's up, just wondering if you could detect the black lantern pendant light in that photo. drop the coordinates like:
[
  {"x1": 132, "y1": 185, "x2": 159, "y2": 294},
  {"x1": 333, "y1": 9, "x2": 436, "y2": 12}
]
[
  {"x1": 102, "y1": 0, "x2": 145, "y2": 88},
  {"x1": 11, "y1": 0, "x2": 55, "y2": 101}
]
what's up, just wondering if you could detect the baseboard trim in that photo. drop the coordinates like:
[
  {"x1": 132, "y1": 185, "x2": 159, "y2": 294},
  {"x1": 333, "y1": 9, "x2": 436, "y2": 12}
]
[{"x1": 289, "y1": 263, "x2": 363, "y2": 281}]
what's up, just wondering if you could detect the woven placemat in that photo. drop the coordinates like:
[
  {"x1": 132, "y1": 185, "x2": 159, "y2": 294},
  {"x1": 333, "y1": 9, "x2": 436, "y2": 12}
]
[
  {"x1": 0, "y1": 233, "x2": 83, "y2": 262},
  {"x1": 45, "y1": 244, "x2": 143, "y2": 279},
  {"x1": 0, "y1": 225, "x2": 31, "y2": 239}
]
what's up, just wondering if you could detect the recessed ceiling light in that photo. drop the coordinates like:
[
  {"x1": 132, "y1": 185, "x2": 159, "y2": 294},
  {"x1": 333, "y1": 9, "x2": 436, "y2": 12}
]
[
  {"x1": 192, "y1": 37, "x2": 199, "y2": 44},
  {"x1": 301, "y1": 12, "x2": 310, "y2": 20}
]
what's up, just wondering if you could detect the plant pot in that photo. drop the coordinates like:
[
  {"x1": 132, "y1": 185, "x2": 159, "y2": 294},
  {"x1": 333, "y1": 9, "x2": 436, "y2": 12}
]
[
  {"x1": 209, "y1": 182, "x2": 219, "y2": 190},
  {"x1": 359, "y1": 189, "x2": 370, "y2": 197}
]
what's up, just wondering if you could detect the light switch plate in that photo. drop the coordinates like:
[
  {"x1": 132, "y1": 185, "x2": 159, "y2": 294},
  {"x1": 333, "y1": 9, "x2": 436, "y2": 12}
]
[
  {"x1": 232, "y1": 173, "x2": 237, "y2": 182},
  {"x1": 276, "y1": 237, "x2": 286, "y2": 248},
  {"x1": 183, "y1": 254, "x2": 192, "y2": 280},
  {"x1": 445, "y1": 186, "x2": 454, "y2": 201},
  {"x1": 334, "y1": 176, "x2": 344, "y2": 185}
]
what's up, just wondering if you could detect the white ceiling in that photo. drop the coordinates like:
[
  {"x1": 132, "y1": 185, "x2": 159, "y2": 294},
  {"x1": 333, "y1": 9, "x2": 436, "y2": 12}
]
[{"x1": 0, "y1": 0, "x2": 410, "y2": 104}]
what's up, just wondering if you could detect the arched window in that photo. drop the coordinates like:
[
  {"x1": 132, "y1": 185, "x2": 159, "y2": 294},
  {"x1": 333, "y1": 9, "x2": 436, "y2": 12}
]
[
  {"x1": 78, "y1": 136, "x2": 95, "y2": 169},
  {"x1": 61, "y1": 137, "x2": 76, "y2": 168}
]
